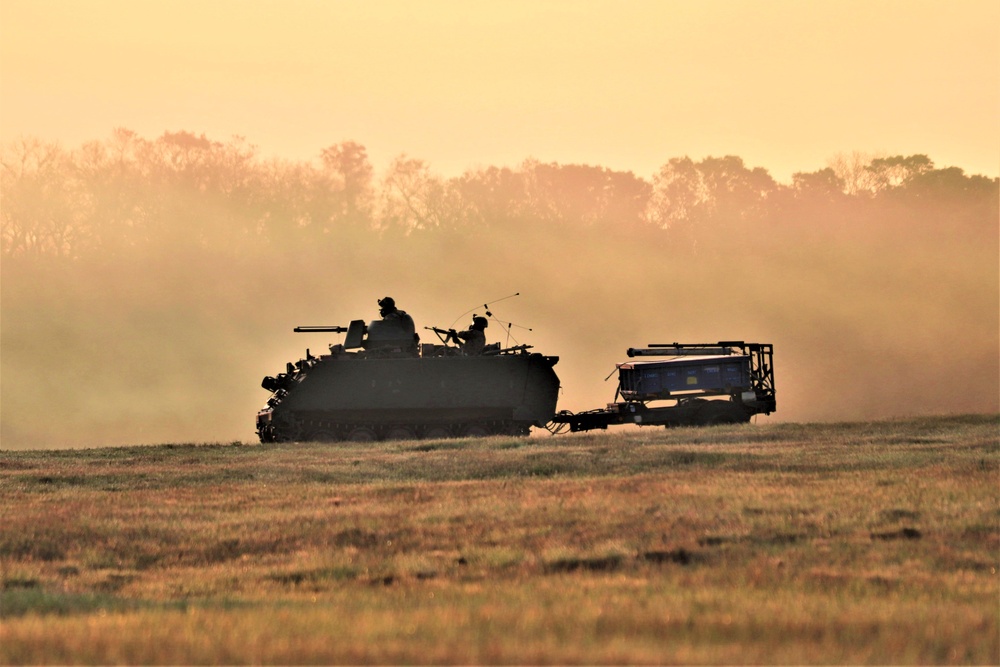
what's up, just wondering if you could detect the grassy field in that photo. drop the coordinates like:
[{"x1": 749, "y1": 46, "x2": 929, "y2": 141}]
[{"x1": 1, "y1": 414, "x2": 997, "y2": 664}]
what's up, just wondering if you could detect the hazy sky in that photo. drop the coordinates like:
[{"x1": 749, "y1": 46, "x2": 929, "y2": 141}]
[{"x1": 1, "y1": 0, "x2": 997, "y2": 182}]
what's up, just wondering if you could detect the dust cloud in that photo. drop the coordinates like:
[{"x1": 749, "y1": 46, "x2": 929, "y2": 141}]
[{"x1": 2, "y1": 136, "x2": 997, "y2": 448}]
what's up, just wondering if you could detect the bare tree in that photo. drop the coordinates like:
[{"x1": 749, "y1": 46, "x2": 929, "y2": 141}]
[
  {"x1": 320, "y1": 141, "x2": 375, "y2": 227},
  {"x1": 826, "y1": 151, "x2": 883, "y2": 195},
  {"x1": 1, "y1": 138, "x2": 82, "y2": 257},
  {"x1": 377, "y1": 155, "x2": 449, "y2": 235}
]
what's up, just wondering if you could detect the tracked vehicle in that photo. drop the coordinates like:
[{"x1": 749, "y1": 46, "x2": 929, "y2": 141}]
[{"x1": 257, "y1": 314, "x2": 560, "y2": 443}]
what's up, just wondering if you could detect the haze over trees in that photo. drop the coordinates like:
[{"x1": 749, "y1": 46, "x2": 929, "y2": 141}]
[{"x1": 2, "y1": 130, "x2": 997, "y2": 448}]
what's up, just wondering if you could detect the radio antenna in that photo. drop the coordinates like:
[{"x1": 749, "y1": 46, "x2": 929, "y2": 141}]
[{"x1": 450, "y1": 292, "x2": 520, "y2": 328}]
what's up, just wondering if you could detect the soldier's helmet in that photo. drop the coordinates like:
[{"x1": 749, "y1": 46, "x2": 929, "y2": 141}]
[
  {"x1": 378, "y1": 297, "x2": 396, "y2": 315},
  {"x1": 472, "y1": 315, "x2": 488, "y2": 330}
]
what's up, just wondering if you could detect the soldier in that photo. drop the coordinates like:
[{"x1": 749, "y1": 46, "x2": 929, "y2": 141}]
[
  {"x1": 372, "y1": 296, "x2": 418, "y2": 354},
  {"x1": 377, "y1": 296, "x2": 416, "y2": 337},
  {"x1": 456, "y1": 314, "x2": 488, "y2": 355}
]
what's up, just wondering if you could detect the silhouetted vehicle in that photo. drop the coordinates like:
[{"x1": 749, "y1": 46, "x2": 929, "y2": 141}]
[
  {"x1": 551, "y1": 342, "x2": 776, "y2": 432},
  {"x1": 257, "y1": 315, "x2": 560, "y2": 443}
]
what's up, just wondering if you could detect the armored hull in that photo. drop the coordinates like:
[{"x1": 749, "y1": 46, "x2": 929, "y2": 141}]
[{"x1": 258, "y1": 348, "x2": 560, "y2": 442}]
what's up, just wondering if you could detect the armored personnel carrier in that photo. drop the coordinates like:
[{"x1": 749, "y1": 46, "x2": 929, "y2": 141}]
[{"x1": 256, "y1": 304, "x2": 560, "y2": 443}]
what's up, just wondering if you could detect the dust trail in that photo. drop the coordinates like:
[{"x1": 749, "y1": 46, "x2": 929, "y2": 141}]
[{"x1": 2, "y1": 139, "x2": 996, "y2": 448}]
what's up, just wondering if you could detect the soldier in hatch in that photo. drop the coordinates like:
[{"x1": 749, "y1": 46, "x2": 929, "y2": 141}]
[
  {"x1": 377, "y1": 296, "x2": 416, "y2": 337},
  {"x1": 375, "y1": 296, "x2": 418, "y2": 352},
  {"x1": 456, "y1": 314, "x2": 488, "y2": 355}
]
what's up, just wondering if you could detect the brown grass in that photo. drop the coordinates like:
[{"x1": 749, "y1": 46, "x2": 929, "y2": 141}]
[{"x1": 1, "y1": 414, "x2": 997, "y2": 664}]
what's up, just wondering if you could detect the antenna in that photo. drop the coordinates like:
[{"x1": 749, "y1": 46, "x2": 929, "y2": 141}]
[
  {"x1": 485, "y1": 311, "x2": 532, "y2": 347},
  {"x1": 450, "y1": 292, "x2": 521, "y2": 328}
]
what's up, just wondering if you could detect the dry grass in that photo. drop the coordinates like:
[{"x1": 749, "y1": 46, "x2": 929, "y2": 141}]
[{"x1": 1, "y1": 414, "x2": 997, "y2": 664}]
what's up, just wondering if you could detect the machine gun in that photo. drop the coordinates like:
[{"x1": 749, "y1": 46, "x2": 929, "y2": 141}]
[
  {"x1": 425, "y1": 326, "x2": 531, "y2": 356},
  {"x1": 425, "y1": 326, "x2": 461, "y2": 346},
  {"x1": 294, "y1": 321, "x2": 367, "y2": 349}
]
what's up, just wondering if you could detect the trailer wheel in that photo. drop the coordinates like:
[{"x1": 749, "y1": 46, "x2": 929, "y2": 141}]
[{"x1": 697, "y1": 401, "x2": 749, "y2": 426}]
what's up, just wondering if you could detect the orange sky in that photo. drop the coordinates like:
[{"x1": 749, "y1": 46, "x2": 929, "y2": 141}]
[{"x1": 1, "y1": 0, "x2": 997, "y2": 182}]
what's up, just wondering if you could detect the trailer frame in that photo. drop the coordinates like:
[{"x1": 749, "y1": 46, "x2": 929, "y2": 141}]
[{"x1": 551, "y1": 341, "x2": 775, "y2": 432}]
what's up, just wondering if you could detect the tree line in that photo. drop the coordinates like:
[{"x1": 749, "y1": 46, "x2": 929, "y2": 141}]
[
  {"x1": 3, "y1": 129, "x2": 996, "y2": 260},
  {"x1": 2, "y1": 129, "x2": 997, "y2": 447}
]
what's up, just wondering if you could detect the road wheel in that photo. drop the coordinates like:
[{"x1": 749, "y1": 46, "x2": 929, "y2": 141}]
[
  {"x1": 385, "y1": 426, "x2": 417, "y2": 441},
  {"x1": 506, "y1": 422, "x2": 532, "y2": 436},
  {"x1": 423, "y1": 426, "x2": 452, "y2": 440},
  {"x1": 305, "y1": 428, "x2": 339, "y2": 442},
  {"x1": 347, "y1": 427, "x2": 378, "y2": 442},
  {"x1": 462, "y1": 424, "x2": 490, "y2": 438}
]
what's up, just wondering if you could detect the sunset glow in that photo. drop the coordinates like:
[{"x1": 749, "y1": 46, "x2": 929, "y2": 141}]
[{"x1": 2, "y1": 0, "x2": 997, "y2": 180}]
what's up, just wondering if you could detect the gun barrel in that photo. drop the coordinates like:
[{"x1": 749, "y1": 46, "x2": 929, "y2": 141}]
[
  {"x1": 294, "y1": 326, "x2": 348, "y2": 333},
  {"x1": 628, "y1": 345, "x2": 732, "y2": 357}
]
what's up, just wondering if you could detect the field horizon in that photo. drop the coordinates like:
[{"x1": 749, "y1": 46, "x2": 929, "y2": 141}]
[{"x1": 2, "y1": 413, "x2": 997, "y2": 664}]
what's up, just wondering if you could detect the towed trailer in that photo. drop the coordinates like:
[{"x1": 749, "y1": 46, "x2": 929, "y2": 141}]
[{"x1": 551, "y1": 341, "x2": 775, "y2": 431}]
